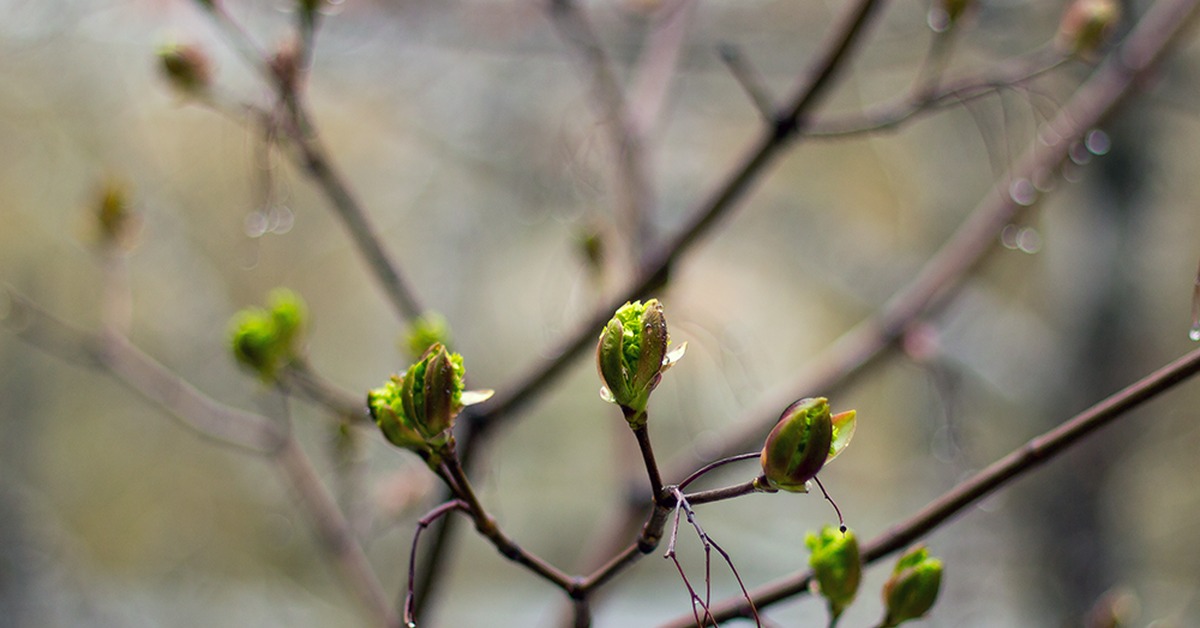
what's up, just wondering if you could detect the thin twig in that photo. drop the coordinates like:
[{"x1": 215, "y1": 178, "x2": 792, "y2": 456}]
[
  {"x1": 676, "y1": 345, "x2": 1200, "y2": 625},
  {"x1": 549, "y1": 0, "x2": 656, "y2": 270},
  {"x1": 678, "y1": 452, "x2": 761, "y2": 491},
  {"x1": 806, "y1": 46, "x2": 1067, "y2": 139},
  {"x1": 718, "y1": 43, "x2": 776, "y2": 123},
  {"x1": 439, "y1": 453, "x2": 577, "y2": 592},
  {"x1": 404, "y1": 500, "x2": 469, "y2": 625}
]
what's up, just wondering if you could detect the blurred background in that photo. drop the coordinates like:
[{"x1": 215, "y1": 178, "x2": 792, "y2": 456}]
[{"x1": 2, "y1": 0, "x2": 1200, "y2": 626}]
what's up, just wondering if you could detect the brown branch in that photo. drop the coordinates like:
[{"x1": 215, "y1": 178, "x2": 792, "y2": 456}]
[{"x1": 677, "y1": 345, "x2": 1200, "y2": 625}]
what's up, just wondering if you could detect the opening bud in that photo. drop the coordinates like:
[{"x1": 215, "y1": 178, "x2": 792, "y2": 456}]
[
  {"x1": 367, "y1": 343, "x2": 491, "y2": 458},
  {"x1": 229, "y1": 289, "x2": 308, "y2": 381},
  {"x1": 595, "y1": 299, "x2": 685, "y2": 425},
  {"x1": 807, "y1": 525, "x2": 861, "y2": 621},
  {"x1": 882, "y1": 545, "x2": 944, "y2": 627},
  {"x1": 756, "y1": 398, "x2": 856, "y2": 493}
]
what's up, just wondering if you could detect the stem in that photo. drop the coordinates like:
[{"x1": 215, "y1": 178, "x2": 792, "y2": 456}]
[
  {"x1": 678, "y1": 451, "x2": 761, "y2": 491},
  {"x1": 684, "y1": 480, "x2": 760, "y2": 506},
  {"x1": 667, "y1": 345, "x2": 1200, "y2": 625},
  {"x1": 439, "y1": 452, "x2": 577, "y2": 592},
  {"x1": 404, "y1": 500, "x2": 468, "y2": 625},
  {"x1": 631, "y1": 422, "x2": 665, "y2": 501}
]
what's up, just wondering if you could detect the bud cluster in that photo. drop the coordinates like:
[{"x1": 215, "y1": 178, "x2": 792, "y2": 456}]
[
  {"x1": 368, "y1": 343, "x2": 491, "y2": 462},
  {"x1": 229, "y1": 289, "x2": 307, "y2": 381}
]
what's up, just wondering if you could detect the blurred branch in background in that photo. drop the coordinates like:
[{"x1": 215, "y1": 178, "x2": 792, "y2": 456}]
[{"x1": 3, "y1": 0, "x2": 1200, "y2": 626}]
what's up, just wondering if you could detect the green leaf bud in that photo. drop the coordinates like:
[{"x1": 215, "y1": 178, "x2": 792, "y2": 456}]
[
  {"x1": 369, "y1": 374, "x2": 426, "y2": 451},
  {"x1": 757, "y1": 397, "x2": 835, "y2": 493},
  {"x1": 229, "y1": 289, "x2": 307, "y2": 381},
  {"x1": 596, "y1": 299, "x2": 683, "y2": 425},
  {"x1": 882, "y1": 545, "x2": 944, "y2": 627},
  {"x1": 157, "y1": 43, "x2": 212, "y2": 97},
  {"x1": 368, "y1": 343, "x2": 477, "y2": 457},
  {"x1": 806, "y1": 525, "x2": 861, "y2": 621}
]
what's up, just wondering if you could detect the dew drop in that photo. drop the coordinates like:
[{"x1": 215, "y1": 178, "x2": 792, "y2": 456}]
[
  {"x1": 269, "y1": 205, "x2": 295, "y2": 234},
  {"x1": 1085, "y1": 129, "x2": 1111, "y2": 155},
  {"x1": 1189, "y1": 325, "x2": 1200, "y2": 342},
  {"x1": 1016, "y1": 227, "x2": 1042, "y2": 254},
  {"x1": 927, "y1": 8, "x2": 951, "y2": 32},
  {"x1": 1008, "y1": 178, "x2": 1037, "y2": 206},
  {"x1": 599, "y1": 386, "x2": 616, "y2": 403},
  {"x1": 244, "y1": 210, "x2": 269, "y2": 238},
  {"x1": 1000, "y1": 224, "x2": 1021, "y2": 250}
]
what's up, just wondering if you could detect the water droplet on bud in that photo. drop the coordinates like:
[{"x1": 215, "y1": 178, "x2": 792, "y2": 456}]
[{"x1": 1189, "y1": 325, "x2": 1200, "y2": 342}]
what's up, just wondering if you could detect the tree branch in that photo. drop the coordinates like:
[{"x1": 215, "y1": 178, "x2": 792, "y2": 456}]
[{"x1": 677, "y1": 345, "x2": 1200, "y2": 625}]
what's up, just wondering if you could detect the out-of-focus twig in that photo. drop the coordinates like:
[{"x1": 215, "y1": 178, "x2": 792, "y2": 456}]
[
  {"x1": 549, "y1": 0, "x2": 657, "y2": 271},
  {"x1": 673, "y1": 344, "x2": 1200, "y2": 625},
  {"x1": 2, "y1": 288, "x2": 397, "y2": 626},
  {"x1": 192, "y1": 1, "x2": 426, "y2": 324},
  {"x1": 807, "y1": 46, "x2": 1067, "y2": 138}
]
